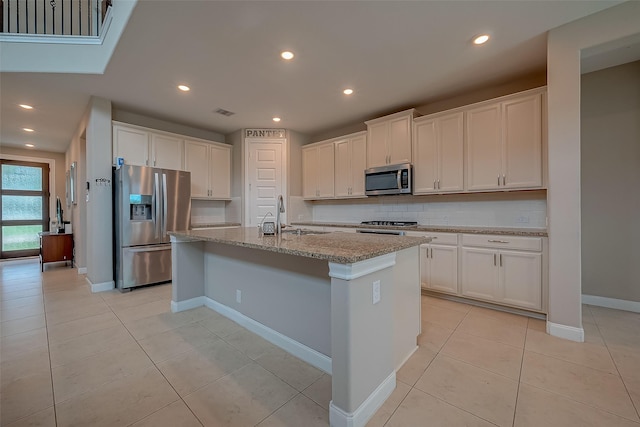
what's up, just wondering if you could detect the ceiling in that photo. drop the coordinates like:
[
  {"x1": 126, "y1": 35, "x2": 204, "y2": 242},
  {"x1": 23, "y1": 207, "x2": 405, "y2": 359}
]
[{"x1": 0, "y1": 0, "x2": 630, "y2": 153}]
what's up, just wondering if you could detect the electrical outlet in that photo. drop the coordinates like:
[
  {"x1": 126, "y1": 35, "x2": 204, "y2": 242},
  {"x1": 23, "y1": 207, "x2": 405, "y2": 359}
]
[
  {"x1": 236, "y1": 289, "x2": 242, "y2": 304},
  {"x1": 372, "y1": 280, "x2": 381, "y2": 305}
]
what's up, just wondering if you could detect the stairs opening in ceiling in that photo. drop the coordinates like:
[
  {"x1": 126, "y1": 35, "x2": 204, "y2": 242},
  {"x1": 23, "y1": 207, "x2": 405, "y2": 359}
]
[{"x1": 1, "y1": 0, "x2": 112, "y2": 37}]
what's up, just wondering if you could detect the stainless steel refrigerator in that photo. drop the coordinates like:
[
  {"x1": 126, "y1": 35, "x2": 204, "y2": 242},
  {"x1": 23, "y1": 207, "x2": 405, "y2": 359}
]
[{"x1": 113, "y1": 165, "x2": 191, "y2": 291}]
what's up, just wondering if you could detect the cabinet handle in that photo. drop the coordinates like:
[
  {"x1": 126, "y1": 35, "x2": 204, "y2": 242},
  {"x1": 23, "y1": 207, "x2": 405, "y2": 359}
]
[
  {"x1": 498, "y1": 175, "x2": 501, "y2": 186},
  {"x1": 499, "y1": 253, "x2": 503, "y2": 267},
  {"x1": 433, "y1": 180, "x2": 436, "y2": 189},
  {"x1": 488, "y1": 239, "x2": 509, "y2": 243},
  {"x1": 430, "y1": 248, "x2": 433, "y2": 258},
  {"x1": 494, "y1": 253, "x2": 497, "y2": 265},
  {"x1": 437, "y1": 179, "x2": 440, "y2": 189},
  {"x1": 502, "y1": 175, "x2": 506, "y2": 186},
  {"x1": 154, "y1": 158, "x2": 156, "y2": 166}
]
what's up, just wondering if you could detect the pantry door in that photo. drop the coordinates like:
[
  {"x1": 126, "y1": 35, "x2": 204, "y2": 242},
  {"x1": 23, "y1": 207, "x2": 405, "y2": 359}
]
[{"x1": 245, "y1": 140, "x2": 286, "y2": 227}]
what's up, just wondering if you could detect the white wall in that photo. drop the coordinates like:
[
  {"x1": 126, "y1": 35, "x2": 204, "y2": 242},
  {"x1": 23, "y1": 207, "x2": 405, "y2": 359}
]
[
  {"x1": 191, "y1": 200, "x2": 226, "y2": 225},
  {"x1": 84, "y1": 97, "x2": 114, "y2": 290},
  {"x1": 547, "y1": 0, "x2": 640, "y2": 339},
  {"x1": 581, "y1": 60, "x2": 640, "y2": 303},
  {"x1": 309, "y1": 192, "x2": 546, "y2": 228}
]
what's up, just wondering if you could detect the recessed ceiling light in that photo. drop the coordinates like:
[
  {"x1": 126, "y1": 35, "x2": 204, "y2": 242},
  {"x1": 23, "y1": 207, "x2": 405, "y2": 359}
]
[
  {"x1": 272, "y1": 117, "x2": 281, "y2": 123},
  {"x1": 473, "y1": 34, "x2": 490, "y2": 45},
  {"x1": 25, "y1": 143, "x2": 35, "y2": 148},
  {"x1": 19, "y1": 104, "x2": 33, "y2": 110},
  {"x1": 280, "y1": 51, "x2": 294, "y2": 60},
  {"x1": 343, "y1": 88, "x2": 354, "y2": 95},
  {"x1": 23, "y1": 128, "x2": 34, "y2": 132},
  {"x1": 178, "y1": 85, "x2": 190, "y2": 92}
]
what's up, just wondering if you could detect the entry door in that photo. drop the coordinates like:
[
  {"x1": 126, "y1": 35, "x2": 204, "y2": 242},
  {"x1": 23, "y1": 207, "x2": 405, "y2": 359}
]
[
  {"x1": 246, "y1": 141, "x2": 284, "y2": 227},
  {"x1": 0, "y1": 160, "x2": 50, "y2": 258}
]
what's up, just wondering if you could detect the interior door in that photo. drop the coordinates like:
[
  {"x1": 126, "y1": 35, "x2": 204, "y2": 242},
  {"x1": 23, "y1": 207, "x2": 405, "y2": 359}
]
[{"x1": 246, "y1": 141, "x2": 284, "y2": 227}]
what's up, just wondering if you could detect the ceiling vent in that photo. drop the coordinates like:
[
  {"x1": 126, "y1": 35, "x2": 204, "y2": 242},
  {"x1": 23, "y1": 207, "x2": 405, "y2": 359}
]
[{"x1": 214, "y1": 108, "x2": 235, "y2": 117}]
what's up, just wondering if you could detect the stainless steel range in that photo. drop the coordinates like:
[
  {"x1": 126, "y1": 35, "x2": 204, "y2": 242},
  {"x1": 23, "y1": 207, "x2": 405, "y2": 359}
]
[{"x1": 357, "y1": 221, "x2": 417, "y2": 236}]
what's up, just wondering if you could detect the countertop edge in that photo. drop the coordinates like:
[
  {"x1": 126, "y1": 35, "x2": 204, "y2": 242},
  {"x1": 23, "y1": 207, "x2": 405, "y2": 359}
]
[{"x1": 291, "y1": 222, "x2": 548, "y2": 237}]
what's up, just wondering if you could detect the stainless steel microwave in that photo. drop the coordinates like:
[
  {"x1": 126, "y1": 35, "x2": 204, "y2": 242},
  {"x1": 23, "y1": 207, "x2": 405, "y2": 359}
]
[{"x1": 365, "y1": 163, "x2": 412, "y2": 196}]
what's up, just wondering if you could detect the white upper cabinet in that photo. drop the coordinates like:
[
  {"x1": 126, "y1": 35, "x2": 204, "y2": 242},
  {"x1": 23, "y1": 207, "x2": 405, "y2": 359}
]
[
  {"x1": 113, "y1": 122, "x2": 184, "y2": 170},
  {"x1": 150, "y1": 134, "x2": 183, "y2": 170},
  {"x1": 366, "y1": 109, "x2": 415, "y2": 168},
  {"x1": 466, "y1": 91, "x2": 543, "y2": 191},
  {"x1": 113, "y1": 124, "x2": 150, "y2": 166},
  {"x1": 302, "y1": 141, "x2": 334, "y2": 199},
  {"x1": 413, "y1": 111, "x2": 464, "y2": 194},
  {"x1": 334, "y1": 132, "x2": 367, "y2": 198},
  {"x1": 184, "y1": 139, "x2": 231, "y2": 200}
]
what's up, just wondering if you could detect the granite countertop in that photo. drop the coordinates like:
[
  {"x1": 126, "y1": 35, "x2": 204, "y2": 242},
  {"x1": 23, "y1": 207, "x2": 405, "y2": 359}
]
[
  {"x1": 190, "y1": 222, "x2": 241, "y2": 229},
  {"x1": 169, "y1": 227, "x2": 430, "y2": 264},
  {"x1": 291, "y1": 221, "x2": 548, "y2": 237}
]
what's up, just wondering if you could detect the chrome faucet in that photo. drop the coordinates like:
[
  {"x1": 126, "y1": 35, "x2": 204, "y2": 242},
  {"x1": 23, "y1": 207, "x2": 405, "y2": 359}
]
[{"x1": 276, "y1": 195, "x2": 285, "y2": 235}]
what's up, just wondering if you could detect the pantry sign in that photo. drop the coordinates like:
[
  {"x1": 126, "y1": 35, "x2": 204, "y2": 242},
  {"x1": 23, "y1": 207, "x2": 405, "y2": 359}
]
[{"x1": 245, "y1": 129, "x2": 286, "y2": 139}]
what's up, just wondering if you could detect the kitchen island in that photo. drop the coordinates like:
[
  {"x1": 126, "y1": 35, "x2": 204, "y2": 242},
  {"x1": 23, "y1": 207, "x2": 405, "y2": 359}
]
[{"x1": 169, "y1": 227, "x2": 430, "y2": 427}]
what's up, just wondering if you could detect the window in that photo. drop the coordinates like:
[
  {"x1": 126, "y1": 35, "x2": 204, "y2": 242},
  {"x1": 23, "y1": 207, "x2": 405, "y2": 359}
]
[{"x1": 0, "y1": 160, "x2": 50, "y2": 258}]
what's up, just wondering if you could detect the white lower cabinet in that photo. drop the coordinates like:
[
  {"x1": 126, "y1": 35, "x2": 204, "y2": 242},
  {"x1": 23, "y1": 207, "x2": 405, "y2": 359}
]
[
  {"x1": 415, "y1": 232, "x2": 459, "y2": 295},
  {"x1": 461, "y1": 234, "x2": 543, "y2": 311}
]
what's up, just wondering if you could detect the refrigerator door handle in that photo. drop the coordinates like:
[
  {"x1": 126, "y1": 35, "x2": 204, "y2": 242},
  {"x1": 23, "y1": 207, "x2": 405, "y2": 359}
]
[
  {"x1": 162, "y1": 173, "x2": 168, "y2": 238},
  {"x1": 154, "y1": 172, "x2": 161, "y2": 239}
]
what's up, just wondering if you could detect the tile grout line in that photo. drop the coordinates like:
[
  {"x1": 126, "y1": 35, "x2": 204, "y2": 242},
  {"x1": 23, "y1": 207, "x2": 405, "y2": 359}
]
[
  {"x1": 589, "y1": 306, "x2": 640, "y2": 422},
  {"x1": 512, "y1": 321, "x2": 532, "y2": 427},
  {"x1": 40, "y1": 275, "x2": 60, "y2": 427},
  {"x1": 104, "y1": 292, "x2": 207, "y2": 427}
]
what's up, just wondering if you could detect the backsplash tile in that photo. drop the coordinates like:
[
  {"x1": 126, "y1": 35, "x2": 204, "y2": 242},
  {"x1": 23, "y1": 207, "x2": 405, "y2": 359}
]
[{"x1": 310, "y1": 192, "x2": 547, "y2": 228}]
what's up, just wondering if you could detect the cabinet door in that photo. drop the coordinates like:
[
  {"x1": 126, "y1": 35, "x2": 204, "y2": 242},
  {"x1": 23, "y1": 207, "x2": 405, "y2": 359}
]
[
  {"x1": 499, "y1": 250, "x2": 542, "y2": 310},
  {"x1": 350, "y1": 134, "x2": 367, "y2": 197},
  {"x1": 388, "y1": 115, "x2": 412, "y2": 165},
  {"x1": 367, "y1": 121, "x2": 389, "y2": 168},
  {"x1": 461, "y1": 247, "x2": 499, "y2": 301},
  {"x1": 420, "y1": 245, "x2": 430, "y2": 290},
  {"x1": 466, "y1": 103, "x2": 501, "y2": 191},
  {"x1": 334, "y1": 139, "x2": 351, "y2": 198},
  {"x1": 184, "y1": 140, "x2": 210, "y2": 198},
  {"x1": 413, "y1": 119, "x2": 438, "y2": 194},
  {"x1": 428, "y1": 245, "x2": 458, "y2": 294},
  {"x1": 113, "y1": 126, "x2": 149, "y2": 166},
  {"x1": 302, "y1": 146, "x2": 318, "y2": 199},
  {"x1": 209, "y1": 144, "x2": 231, "y2": 199},
  {"x1": 151, "y1": 134, "x2": 183, "y2": 170},
  {"x1": 317, "y1": 143, "x2": 335, "y2": 198},
  {"x1": 502, "y1": 93, "x2": 542, "y2": 189},
  {"x1": 438, "y1": 112, "x2": 464, "y2": 193}
]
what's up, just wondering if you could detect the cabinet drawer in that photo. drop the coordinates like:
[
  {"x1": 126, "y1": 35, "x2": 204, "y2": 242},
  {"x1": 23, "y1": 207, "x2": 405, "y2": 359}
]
[
  {"x1": 406, "y1": 231, "x2": 457, "y2": 245},
  {"x1": 461, "y1": 234, "x2": 541, "y2": 251}
]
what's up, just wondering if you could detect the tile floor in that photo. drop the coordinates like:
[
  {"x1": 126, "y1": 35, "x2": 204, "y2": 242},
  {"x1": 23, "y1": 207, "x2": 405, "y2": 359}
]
[{"x1": 1, "y1": 259, "x2": 639, "y2": 426}]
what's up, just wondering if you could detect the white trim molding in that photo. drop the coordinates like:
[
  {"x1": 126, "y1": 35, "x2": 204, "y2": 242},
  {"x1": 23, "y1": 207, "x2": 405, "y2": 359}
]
[
  {"x1": 547, "y1": 321, "x2": 584, "y2": 343},
  {"x1": 77, "y1": 267, "x2": 87, "y2": 274},
  {"x1": 329, "y1": 253, "x2": 396, "y2": 280},
  {"x1": 171, "y1": 296, "x2": 205, "y2": 313},
  {"x1": 582, "y1": 294, "x2": 640, "y2": 313},
  {"x1": 329, "y1": 371, "x2": 396, "y2": 427},
  {"x1": 87, "y1": 278, "x2": 114, "y2": 293},
  {"x1": 205, "y1": 298, "x2": 331, "y2": 374}
]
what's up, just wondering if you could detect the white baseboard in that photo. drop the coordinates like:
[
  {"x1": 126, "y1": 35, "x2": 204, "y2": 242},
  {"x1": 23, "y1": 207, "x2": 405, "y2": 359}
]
[
  {"x1": 547, "y1": 321, "x2": 584, "y2": 343},
  {"x1": 77, "y1": 267, "x2": 87, "y2": 274},
  {"x1": 171, "y1": 296, "x2": 205, "y2": 313},
  {"x1": 88, "y1": 279, "x2": 114, "y2": 293},
  {"x1": 582, "y1": 294, "x2": 640, "y2": 314},
  {"x1": 205, "y1": 297, "x2": 332, "y2": 374},
  {"x1": 396, "y1": 345, "x2": 418, "y2": 372},
  {"x1": 330, "y1": 371, "x2": 396, "y2": 427}
]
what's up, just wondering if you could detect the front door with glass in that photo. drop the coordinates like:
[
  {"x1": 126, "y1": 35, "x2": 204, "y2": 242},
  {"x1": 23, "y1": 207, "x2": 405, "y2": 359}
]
[{"x1": 0, "y1": 160, "x2": 50, "y2": 258}]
